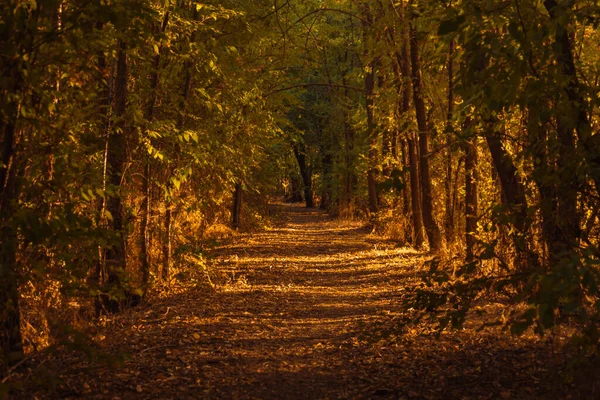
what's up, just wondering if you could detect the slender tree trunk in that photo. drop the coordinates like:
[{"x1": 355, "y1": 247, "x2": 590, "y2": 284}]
[
  {"x1": 92, "y1": 21, "x2": 113, "y2": 289},
  {"x1": 140, "y1": 161, "x2": 151, "y2": 286},
  {"x1": 343, "y1": 119, "x2": 357, "y2": 208},
  {"x1": 365, "y1": 59, "x2": 378, "y2": 213},
  {"x1": 0, "y1": 3, "x2": 40, "y2": 367},
  {"x1": 141, "y1": 10, "x2": 170, "y2": 288},
  {"x1": 163, "y1": 8, "x2": 195, "y2": 282},
  {"x1": 104, "y1": 39, "x2": 129, "y2": 294},
  {"x1": 407, "y1": 136, "x2": 425, "y2": 247},
  {"x1": 392, "y1": 23, "x2": 424, "y2": 247},
  {"x1": 400, "y1": 140, "x2": 411, "y2": 219},
  {"x1": 380, "y1": 69, "x2": 392, "y2": 178},
  {"x1": 293, "y1": 143, "x2": 313, "y2": 208},
  {"x1": 464, "y1": 137, "x2": 478, "y2": 262},
  {"x1": 231, "y1": 183, "x2": 243, "y2": 230},
  {"x1": 0, "y1": 156, "x2": 22, "y2": 373},
  {"x1": 162, "y1": 207, "x2": 172, "y2": 282},
  {"x1": 341, "y1": 71, "x2": 358, "y2": 210},
  {"x1": 0, "y1": 67, "x2": 23, "y2": 373},
  {"x1": 409, "y1": 23, "x2": 443, "y2": 252},
  {"x1": 361, "y1": 9, "x2": 378, "y2": 214},
  {"x1": 320, "y1": 152, "x2": 333, "y2": 210},
  {"x1": 444, "y1": 39, "x2": 455, "y2": 243}
]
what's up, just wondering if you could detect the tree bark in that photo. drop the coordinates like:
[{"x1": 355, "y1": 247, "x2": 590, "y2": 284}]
[
  {"x1": 343, "y1": 119, "x2": 357, "y2": 208},
  {"x1": 485, "y1": 122, "x2": 538, "y2": 270},
  {"x1": 140, "y1": 161, "x2": 151, "y2": 287},
  {"x1": 293, "y1": 143, "x2": 314, "y2": 208},
  {"x1": 409, "y1": 22, "x2": 443, "y2": 253},
  {"x1": 408, "y1": 135, "x2": 425, "y2": 247},
  {"x1": 464, "y1": 137, "x2": 478, "y2": 262},
  {"x1": 400, "y1": 140, "x2": 411, "y2": 219},
  {"x1": 162, "y1": 206, "x2": 171, "y2": 282},
  {"x1": 320, "y1": 152, "x2": 333, "y2": 210},
  {"x1": 381, "y1": 68, "x2": 393, "y2": 178},
  {"x1": 0, "y1": 55, "x2": 24, "y2": 372},
  {"x1": 485, "y1": 127, "x2": 527, "y2": 230},
  {"x1": 444, "y1": 39, "x2": 455, "y2": 243},
  {"x1": 104, "y1": 39, "x2": 129, "y2": 295},
  {"x1": 393, "y1": 25, "x2": 424, "y2": 247},
  {"x1": 541, "y1": 0, "x2": 583, "y2": 255},
  {"x1": 288, "y1": 175, "x2": 303, "y2": 203},
  {"x1": 93, "y1": 21, "x2": 112, "y2": 289},
  {"x1": 531, "y1": 117, "x2": 578, "y2": 265},
  {"x1": 163, "y1": 7, "x2": 195, "y2": 282},
  {"x1": 544, "y1": 0, "x2": 600, "y2": 195},
  {"x1": 231, "y1": 183, "x2": 242, "y2": 230},
  {"x1": 361, "y1": 8, "x2": 378, "y2": 214},
  {"x1": 364, "y1": 59, "x2": 378, "y2": 213},
  {"x1": 140, "y1": 10, "x2": 170, "y2": 288}
]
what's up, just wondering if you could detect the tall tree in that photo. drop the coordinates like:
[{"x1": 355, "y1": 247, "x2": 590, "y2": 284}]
[
  {"x1": 103, "y1": 38, "x2": 129, "y2": 300},
  {"x1": 362, "y1": 5, "x2": 379, "y2": 214},
  {"x1": 408, "y1": 11, "x2": 443, "y2": 252},
  {"x1": 0, "y1": 1, "x2": 39, "y2": 370}
]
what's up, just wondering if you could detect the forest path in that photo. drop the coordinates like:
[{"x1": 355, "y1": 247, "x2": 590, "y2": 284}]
[
  {"x1": 124, "y1": 202, "x2": 424, "y2": 399},
  {"x1": 28, "y1": 202, "x2": 592, "y2": 399}
]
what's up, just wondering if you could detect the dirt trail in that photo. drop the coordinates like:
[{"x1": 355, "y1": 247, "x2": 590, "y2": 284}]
[{"x1": 23, "y1": 203, "x2": 596, "y2": 399}]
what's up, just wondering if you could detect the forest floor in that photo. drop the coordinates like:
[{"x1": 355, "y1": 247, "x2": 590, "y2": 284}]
[{"x1": 15, "y1": 202, "x2": 600, "y2": 399}]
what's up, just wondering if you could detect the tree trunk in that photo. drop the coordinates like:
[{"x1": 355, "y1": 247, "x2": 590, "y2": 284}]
[
  {"x1": 544, "y1": 0, "x2": 600, "y2": 195},
  {"x1": 162, "y1": 205, "x2": 171, "y2": 282},
  {"x1": 486, "y1": 127, "x2": 527, "y2": 230},
  {"x1": 486, "y1": 122, "x2": 538, "y2": 270},
  {"x1": 409, "y1": 23, "x2": 443, "y2": 253},
  {"x1": 162, "y1": 8, "x2": 195, "y2": 282},
  {"x1": 140, "y1": 161, "x2": 151, "y2": 287},
  {"x1": 555, "y1": 120, "x2": 579, "y2": 251},
  {"x1": 288, "y1": 175, "x2": 303, "y2": 203},
  {"x1": 140, "y1": 10, "x2": 170, "y2": 288},
  {"x1": 293, "y1": 143, "x2": 313, "y2": 208},
  {"x1": 408, "y1": 135, "x2": 425, "y2": 247},
  {"x1": 464, "y1": 137, "x2": 478, "y2": 262},
  {"x1": 381, "y1": 70, "x2": 393, "y2": 178},
  {"x1": 0, "y1": 206, "x2": 22, "y2": 375},
  {"x1": 0, "y1": 1, "x2": 41, "y2": 369},
  {"x1": 444, "y1": 39, "x2": 455, "y2": 244},
  {"x1": 104, "y1": 39, "x2": 129, "y2": 297},
  {"x1": 392, "y1": 24, "x2": 424, "y2": 246},
  {"x1": 400, "y1": 140, "x2": 411, "y2": 219},
  {"x1": 320, "y1": 152, "x2": 333, "y2": 210},
  {"x1": 362, "y1": 9, "x2": 378, "y2": 214},
  {"x1": 364, "y1": 54, "x2": 378, "y2": 214},
  {"x1": 531, "y1": 117, "x2": 578, "y2": 265},
  {"x1": 343, "y1": 119, "x2": 357, "y2": 208},
  {"x1": 93, "y1": 21, "x2": 112, "y2": 289},
  {"x1": 541, "y1": 1, "x2": 583, "y2": 256},
  {"x1": 0, "y1": 64, "x2": 24, "y2": 373},
  {"x1": 231, "y1": 183, "x2": 242, "y2": 230}
]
